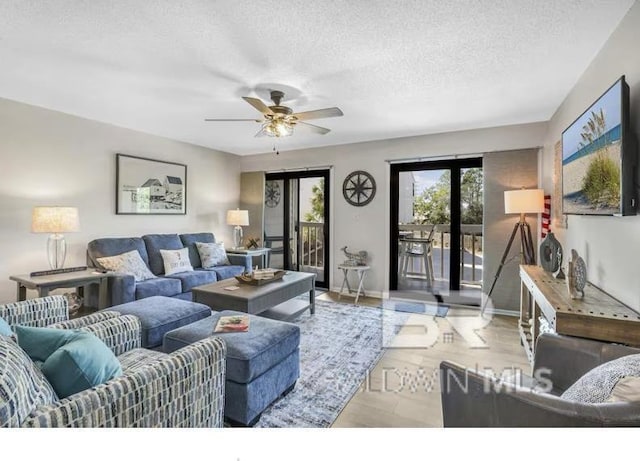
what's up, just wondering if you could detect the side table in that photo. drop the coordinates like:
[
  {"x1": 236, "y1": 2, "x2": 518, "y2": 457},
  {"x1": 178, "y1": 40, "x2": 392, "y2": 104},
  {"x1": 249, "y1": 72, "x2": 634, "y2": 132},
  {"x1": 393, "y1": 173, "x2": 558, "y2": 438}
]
[
  {"x1": 9, "y1": 270, "x2": 110, "y2": 310},
  {"x1": 337, "y1": 265, "x2": 370, "y2": 304},
  {"x1": 226, "y1": 247, "x2": 272, "y2": 269}
]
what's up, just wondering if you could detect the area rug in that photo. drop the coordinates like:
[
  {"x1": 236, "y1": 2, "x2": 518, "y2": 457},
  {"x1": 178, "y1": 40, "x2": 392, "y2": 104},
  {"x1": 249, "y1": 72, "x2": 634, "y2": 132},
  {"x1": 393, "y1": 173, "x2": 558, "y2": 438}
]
[
  {"x1": 254, "y1": 299, "x2": 406, "y2": 428},
  {"x1": 385, "y1": 298, "x2": 449, "y2": 317}
]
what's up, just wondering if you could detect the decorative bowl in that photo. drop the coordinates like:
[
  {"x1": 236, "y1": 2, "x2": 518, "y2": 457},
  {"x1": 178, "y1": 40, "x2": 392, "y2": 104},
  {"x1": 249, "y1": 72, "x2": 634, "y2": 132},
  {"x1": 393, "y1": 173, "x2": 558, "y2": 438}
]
[{"x1": 235, "y1": 270, "x2": 286, "y2": 286}]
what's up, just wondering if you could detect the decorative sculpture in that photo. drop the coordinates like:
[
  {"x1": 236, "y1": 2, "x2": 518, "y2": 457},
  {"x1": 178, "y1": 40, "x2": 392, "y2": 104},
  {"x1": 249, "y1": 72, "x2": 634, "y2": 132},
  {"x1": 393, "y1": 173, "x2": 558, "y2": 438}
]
[
  {"x1": 246, "y1": 237, "x2": 260, "y2": 249},
  {"x1": 341, "y1": 246, "x2": 368, "y2": 266},
  {"x1": 566, "y1": 249, "x2": 586, "y2": 299},
  {"x1": 539, "y1": 232, "x2": 564, "y2": 279}
]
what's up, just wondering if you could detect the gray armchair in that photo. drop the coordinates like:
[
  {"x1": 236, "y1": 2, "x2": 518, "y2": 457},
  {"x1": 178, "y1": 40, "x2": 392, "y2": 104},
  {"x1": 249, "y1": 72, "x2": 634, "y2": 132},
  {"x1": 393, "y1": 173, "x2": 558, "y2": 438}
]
[
  {"x1": 440, "y1": 333, "x2": 640, "y2": 427},
  {"x1": 0, "y1": 296, "x2": 226, "y2": 428}
]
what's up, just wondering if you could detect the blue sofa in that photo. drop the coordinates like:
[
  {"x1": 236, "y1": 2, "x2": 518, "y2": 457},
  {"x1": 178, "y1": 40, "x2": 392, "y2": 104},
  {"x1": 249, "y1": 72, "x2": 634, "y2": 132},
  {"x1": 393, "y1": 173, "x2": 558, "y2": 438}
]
[{"x1": 87, "y1": 232, "x2": 251, "y2": 307}]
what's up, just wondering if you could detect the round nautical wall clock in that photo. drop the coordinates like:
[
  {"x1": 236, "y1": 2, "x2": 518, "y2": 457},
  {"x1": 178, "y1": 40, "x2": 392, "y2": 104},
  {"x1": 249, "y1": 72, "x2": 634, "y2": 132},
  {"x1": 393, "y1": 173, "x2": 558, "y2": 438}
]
[
  {"x1": 265, "y1": 181, "x2": 281, "y2": 208},
  {"x1": 343, "y1": 170, "x2": 376, "y2": 207}
]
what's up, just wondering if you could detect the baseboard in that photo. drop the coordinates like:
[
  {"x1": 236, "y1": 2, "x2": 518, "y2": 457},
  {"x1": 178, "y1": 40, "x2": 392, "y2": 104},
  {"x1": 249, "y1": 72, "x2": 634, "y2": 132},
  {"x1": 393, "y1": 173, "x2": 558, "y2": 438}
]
[
  {"x1": 488, "y1": 308, "x2": 518, "y2": 317},
  {"x1": 328, "y1": 286, "x2": 384, "y2": 299},
  {"x1": 380, "y1": 291, "x2": 519, "y2": 317},
  {"x1": 332, "y1": 288, "x2": 519, "y2": 316},
  {"x1": 458, "y1": 305, "x2": 520, "y2": 317}
]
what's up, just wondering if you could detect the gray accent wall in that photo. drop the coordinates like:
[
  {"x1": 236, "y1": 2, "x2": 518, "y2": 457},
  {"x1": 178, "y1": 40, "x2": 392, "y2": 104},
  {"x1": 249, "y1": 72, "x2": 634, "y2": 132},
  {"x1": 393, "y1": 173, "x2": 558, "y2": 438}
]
[
  {"x1": 240, "y1": 172, "x2": 265, "y2": 247},
  {"x1": 483, "y1": 149, "x2": 539, "y2": 312}
]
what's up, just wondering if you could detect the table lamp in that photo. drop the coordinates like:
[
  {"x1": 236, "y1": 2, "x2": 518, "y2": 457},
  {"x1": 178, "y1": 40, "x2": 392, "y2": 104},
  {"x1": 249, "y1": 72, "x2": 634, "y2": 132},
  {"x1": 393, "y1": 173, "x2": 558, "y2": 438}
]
[
  {"x1": 226, "y1": 209, "x2": 249, "y2": 249},
  {"x1": 31, "y1": 206, "x2": 80, "y2": 269}
]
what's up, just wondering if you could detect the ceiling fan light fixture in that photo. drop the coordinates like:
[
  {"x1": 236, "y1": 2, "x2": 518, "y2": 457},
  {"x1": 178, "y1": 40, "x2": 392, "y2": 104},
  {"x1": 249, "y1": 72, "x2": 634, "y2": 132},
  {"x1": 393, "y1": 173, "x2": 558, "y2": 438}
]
[
  {"x1": 205, "y1": 90, "x2": 342, "y2": 138},
  {"x1": 263, "y1": 119, "x2": 294, "y2": 137}
]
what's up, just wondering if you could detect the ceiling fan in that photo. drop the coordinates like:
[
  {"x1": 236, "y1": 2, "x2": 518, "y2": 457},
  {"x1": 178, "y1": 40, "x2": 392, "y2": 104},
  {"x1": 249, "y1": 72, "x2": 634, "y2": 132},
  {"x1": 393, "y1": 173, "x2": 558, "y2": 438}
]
[{"x1": 204, "y1": 90, "x2": 343, "y2": 138}]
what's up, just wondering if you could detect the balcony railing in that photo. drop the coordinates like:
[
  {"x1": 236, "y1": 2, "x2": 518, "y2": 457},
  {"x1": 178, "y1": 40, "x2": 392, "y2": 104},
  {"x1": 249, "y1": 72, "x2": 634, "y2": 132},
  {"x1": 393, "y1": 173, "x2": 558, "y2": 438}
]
[
  {"x1": 299, "y1": 221, "x2": 324, "y2": 280},
  {"x1": 398, "y1": 223, "x2": 483, "y2": 286},
  {"x1": 297, "y1": 221, "x2": 482, "y2": 287}
]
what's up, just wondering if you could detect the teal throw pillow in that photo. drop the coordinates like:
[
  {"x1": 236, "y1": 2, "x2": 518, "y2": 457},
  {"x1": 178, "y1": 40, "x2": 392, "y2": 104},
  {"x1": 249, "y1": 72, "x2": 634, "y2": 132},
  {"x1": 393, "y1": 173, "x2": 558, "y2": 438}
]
[
  {"x1": 15, "y1": 326, "x2": 123, "y2": 399},
  {"x1": 0, "y1": 317, "x2": 12, "y2": 336}
]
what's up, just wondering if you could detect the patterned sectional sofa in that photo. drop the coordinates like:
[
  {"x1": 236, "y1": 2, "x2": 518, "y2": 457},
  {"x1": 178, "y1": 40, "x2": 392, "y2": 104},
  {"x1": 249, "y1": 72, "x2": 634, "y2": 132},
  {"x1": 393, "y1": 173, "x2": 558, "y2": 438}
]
[
  {"x1": 0, "y1": 296, "x2": 226, "y2": 428},
  {"x1": 87, "y1": 232, "x2": 251, "y2": 307}
]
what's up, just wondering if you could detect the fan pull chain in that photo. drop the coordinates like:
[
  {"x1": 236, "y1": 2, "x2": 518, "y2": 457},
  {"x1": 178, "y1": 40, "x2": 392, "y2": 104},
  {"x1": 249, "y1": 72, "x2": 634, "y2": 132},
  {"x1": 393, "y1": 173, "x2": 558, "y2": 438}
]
[{"x1": 273, "y1": 145, "x2": 280, "y2": 155}]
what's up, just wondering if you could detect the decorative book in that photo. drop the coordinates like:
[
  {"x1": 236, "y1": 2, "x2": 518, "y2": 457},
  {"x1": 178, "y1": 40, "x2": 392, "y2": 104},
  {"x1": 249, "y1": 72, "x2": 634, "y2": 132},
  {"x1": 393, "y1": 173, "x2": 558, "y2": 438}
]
[
  {"x1": 214, "y1": 315, "x2": 250, "y2": 333},
  {"x1": 30, "y1": 266, "x2": 88, "y2": 277}
]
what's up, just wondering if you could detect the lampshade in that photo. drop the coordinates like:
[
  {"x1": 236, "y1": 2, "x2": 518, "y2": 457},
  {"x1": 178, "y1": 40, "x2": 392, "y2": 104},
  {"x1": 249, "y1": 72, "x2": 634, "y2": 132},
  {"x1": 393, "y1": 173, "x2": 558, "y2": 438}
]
[
  {"x1": 504, "y1": 189, "x2": 545, "y2": 214},
  {"x1": 31, "y1": 207, "x2": 80, "y2": 233},
  {"x1": 226, "y1": 209, "x2": 249, "y2": 226}
]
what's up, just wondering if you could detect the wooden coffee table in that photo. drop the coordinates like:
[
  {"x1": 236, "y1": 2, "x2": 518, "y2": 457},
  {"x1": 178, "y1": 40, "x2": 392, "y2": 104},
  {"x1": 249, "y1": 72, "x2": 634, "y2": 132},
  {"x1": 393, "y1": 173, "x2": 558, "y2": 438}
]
[{"x1": 192, "y1": 271, "x2": 316, "y2": 321}]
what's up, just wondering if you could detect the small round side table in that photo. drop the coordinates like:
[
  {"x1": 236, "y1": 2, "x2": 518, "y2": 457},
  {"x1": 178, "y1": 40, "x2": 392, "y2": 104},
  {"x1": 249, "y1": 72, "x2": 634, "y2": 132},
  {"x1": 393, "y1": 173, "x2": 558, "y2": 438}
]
[{"x1": 337, "y1": 264, "x2": 370, "y2": 304}]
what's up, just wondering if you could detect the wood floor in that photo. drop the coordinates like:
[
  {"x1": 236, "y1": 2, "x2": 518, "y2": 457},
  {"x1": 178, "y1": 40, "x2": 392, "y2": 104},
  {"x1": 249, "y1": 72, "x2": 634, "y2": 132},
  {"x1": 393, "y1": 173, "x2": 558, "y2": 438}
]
[{"x1": 316, "y1": 291, "x2": 530, "y2": 428}]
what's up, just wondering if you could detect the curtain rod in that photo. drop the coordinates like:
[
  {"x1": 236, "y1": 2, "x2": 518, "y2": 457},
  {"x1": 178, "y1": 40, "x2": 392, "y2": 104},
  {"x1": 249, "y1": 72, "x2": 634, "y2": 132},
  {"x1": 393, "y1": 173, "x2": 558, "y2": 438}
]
[
  {"x1": 265, "y1": 165, "x2": 334, "y2": 173},
  {"x1": 386, "y1": 153, "x2": 483, "y2": 164},
  {"x1": 386, "y1": 146, "x2": 544, "y2": 164}
]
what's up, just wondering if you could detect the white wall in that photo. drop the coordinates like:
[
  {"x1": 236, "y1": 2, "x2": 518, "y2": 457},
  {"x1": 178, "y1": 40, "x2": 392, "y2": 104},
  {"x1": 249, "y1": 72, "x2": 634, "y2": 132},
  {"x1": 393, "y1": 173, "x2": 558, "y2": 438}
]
[
  {"x1": 541, "y1": 2, "x2": 640, "y2": 309},
  {"x1": 241, "y1": 122, "x2": 547, "y2": 296},
  {"x1": 0, "y1": 97, "x2": 240, "y2": 303}
]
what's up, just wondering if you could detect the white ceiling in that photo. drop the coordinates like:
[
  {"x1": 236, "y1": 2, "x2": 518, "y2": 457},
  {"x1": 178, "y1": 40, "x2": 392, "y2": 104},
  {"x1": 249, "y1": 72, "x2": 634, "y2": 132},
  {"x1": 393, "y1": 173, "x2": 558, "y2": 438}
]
[{"x1": 0, "y1": 1, "x2": 634, "y2": 155}]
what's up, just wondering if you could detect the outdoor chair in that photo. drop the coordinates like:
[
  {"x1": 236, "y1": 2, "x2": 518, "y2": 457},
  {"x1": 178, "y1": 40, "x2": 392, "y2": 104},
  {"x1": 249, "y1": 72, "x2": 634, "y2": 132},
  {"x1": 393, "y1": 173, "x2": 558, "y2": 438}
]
[{"x1": 398, "y1": 225, "x2": 435, "y2": 283}]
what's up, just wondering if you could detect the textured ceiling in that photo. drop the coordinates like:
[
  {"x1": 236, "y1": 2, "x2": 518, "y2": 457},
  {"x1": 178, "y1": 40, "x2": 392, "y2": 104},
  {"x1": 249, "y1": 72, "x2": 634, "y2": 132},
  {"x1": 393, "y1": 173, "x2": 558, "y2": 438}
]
[{"x1": 0, "y1": 1, "x2": 634, "y2": 155}]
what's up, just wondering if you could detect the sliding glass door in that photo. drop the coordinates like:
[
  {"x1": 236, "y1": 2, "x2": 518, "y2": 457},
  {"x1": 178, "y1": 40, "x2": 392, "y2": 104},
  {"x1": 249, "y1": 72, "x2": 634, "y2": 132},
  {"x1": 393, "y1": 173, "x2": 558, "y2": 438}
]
[
  {"x1": 390, "y1": 158, "x2": 483, "y2": 298},
  {"x1": 264, "y1": 170, "x2": 330, "y2": 289}
]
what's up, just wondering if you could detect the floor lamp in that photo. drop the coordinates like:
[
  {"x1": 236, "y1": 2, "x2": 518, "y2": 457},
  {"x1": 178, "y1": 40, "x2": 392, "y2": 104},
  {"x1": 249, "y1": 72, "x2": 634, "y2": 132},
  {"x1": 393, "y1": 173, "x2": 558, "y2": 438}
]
[{"x1": 482, "y1": 189, "x2": 544, "y2": 315}]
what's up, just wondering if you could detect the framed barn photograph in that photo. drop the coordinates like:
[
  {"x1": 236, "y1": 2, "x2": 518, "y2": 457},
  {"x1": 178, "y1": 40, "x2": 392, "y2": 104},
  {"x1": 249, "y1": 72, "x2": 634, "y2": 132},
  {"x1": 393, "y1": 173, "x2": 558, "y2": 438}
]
[{"x1": 116, "y1": 154, "x2": 187, "y2": 215}]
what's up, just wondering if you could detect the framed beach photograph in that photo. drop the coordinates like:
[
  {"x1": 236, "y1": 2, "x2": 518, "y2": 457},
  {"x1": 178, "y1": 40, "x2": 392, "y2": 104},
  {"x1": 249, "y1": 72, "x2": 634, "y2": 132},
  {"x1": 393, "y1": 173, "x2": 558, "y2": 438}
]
[
  {"x1": 116, "y1": 154, "x2": 187, "y2": 215},
  {"x1": 562, "y1": 76, "x2": 633, "y2": 216}
]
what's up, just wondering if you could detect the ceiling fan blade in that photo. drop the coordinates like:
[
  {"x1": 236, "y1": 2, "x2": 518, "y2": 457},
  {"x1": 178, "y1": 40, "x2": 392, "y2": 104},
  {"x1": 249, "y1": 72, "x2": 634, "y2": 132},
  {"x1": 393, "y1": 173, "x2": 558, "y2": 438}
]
[
  {"x1": 242, "y1": 96, "x2": 273, "y2": 115},
  {"x1": 297, "y1": 121, "x2": 331, "y2": 135},
  {"x1": 293, "y1": 107, "x2": 343, "y2": 121},
  {"x1": 204, "y1": 118, "x2": 261, "y2": 122}
]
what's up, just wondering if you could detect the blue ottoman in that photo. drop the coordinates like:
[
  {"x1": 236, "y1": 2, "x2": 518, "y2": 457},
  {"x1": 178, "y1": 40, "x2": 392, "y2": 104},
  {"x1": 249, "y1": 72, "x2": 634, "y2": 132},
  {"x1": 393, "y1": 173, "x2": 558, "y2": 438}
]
[
  {"x1": 163, "y1": 310, "x2": 300, "y2": 426},
  {"x1": 106, "y1": 296, "x2": 211, "y2": 349}
]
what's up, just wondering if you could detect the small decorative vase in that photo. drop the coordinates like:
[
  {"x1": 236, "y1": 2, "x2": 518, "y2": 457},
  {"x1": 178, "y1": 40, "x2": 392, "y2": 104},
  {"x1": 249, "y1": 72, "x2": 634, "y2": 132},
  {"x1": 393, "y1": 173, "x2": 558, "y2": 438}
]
[{"x1": 540, "y1": 232, "x2": 563, "y2": 274}]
